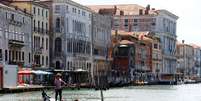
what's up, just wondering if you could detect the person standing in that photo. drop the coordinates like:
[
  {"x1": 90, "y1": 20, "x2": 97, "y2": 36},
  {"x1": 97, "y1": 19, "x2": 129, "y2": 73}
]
[{"x1": 54, "y1": 73, "x2": 67, "y2": 101}]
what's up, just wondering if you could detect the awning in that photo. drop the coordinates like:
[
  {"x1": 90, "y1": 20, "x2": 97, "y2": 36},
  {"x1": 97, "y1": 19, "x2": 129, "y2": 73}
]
[
  {"x1": 75, "y1": 69, "x2": 88, "y2": 72},
  {"x1": 18, "y1": 70, "x2": 32, "y2": 74},
  {"x1": 31, "y1": 70, "x2": 52, "y2": 75}
]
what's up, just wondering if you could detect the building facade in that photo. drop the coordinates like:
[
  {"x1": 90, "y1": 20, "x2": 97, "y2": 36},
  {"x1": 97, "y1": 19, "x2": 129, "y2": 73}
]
[
  {"x1": 50, "y1": 0, "x2": 92, "y2": 83},
  {"x1": 89, "y1": 4, "x2": 178, "y2": 79},
  {"x1": 92, "y1": 13, "x2": 112, "y2": 81},
  {"x1": 10, "y1": 1, "x2": 50, "y2": 68},
  {"x1": 0, "y1": 3, "x2": 32, "y2": 66},
  {"x1": 191, "y1": 44, "x2": 201, "y2": 77},
  {"x1": 176, "y1": 42, "x2": 194, "y2": 78}
]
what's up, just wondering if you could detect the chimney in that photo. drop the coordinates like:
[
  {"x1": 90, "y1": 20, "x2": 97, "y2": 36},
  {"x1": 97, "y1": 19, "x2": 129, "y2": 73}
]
[
  {"x1": 115, "y1": 30, "x2": 118, "y2": 36},
  {"x1": 146, "y1": 4, "x2": 150, "y2": 11},
  {"x1": 139, "y1": 9, "x2": 143, "y2": 15},
  {"x1": 15, "y1": 6, "x2": 18, "y2": 10},
  {"x1": 24, "y1": 8, "x2": 27, "y2": 13},
  {"x1": 114, "y1": 5, "x2": 117, "y2": 15},
  {"x1": 182, "y1": 40, "x2": 185, "y2": 44},
  {"x1": 145, "y1": 10, "x2": 149, "y2": 15},
  {"x1": 120, "y1": 10, "x2": 124, "y2": 16}
]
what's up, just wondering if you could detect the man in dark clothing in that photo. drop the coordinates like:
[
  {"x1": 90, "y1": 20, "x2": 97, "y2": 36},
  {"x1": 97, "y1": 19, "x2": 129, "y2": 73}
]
[{"x1": 54, "y1": 73, "x2": 67, "y2": 101}]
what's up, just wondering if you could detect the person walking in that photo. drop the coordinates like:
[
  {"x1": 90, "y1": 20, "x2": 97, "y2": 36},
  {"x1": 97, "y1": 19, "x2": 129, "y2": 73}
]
[{"x1": 54, "y1": 73, "x2": 67, "y2": 101}]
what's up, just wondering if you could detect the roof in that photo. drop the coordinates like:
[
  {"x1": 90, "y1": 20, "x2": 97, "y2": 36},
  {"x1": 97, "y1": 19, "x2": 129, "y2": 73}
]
[
  {"x1": 0, "y1": 3, "x2": 32, "y2": 16},
  {"x1": 119, "y1": 40, "x2": 134, "y2": 45},
  {"x1": 88, "y1": 4, "x2": 157, "y2": 15},
  {"x1": 8, "y1": 0, "x2": 49, "y2": 9}
]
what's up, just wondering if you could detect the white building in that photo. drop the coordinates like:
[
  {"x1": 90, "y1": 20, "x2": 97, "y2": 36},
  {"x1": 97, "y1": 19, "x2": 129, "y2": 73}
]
[
  {"x1": 92, "y1": 13, "x2": 112, "y2": 81},
  {"x1": 51, "y1": 0, "x2": 93, "y2": 83},
  {"x1": 10, "y1": 1, "x2": 50, "y2": 68},
  {"x1": 0, "y1": 3, "x2": 32, "y2": 66}
]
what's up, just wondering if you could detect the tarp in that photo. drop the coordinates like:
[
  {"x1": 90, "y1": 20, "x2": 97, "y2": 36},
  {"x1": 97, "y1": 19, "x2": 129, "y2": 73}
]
[
  {"x1": 31, "y1": 70, "x2": 52, "y2": 75},
  {"x1": 18, "y1": 70, "x2": 32, "y2": 74},
  {"x1": 75, "y1": 69, "x2": 88, "y2": 72}
]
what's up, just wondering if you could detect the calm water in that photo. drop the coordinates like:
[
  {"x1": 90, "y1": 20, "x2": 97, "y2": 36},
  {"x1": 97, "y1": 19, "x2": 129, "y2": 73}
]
[{"x1": 1, "y1": 84, "x2": 201, "y2": 101}]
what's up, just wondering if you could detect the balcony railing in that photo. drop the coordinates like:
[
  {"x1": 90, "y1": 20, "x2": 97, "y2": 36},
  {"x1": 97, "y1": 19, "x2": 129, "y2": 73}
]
[
  {"x1": 34, "y1": 27, "x2": 48, "y2": 34},
  {"x1": 8, "y1": 39, "x2": 25, "y2": 48},
  {"x1": 34, "y1": 48, "x2": 43, "y2": 55},
  {"x1": 8, "y1": 19, "x2": 23, "y2": 26}
]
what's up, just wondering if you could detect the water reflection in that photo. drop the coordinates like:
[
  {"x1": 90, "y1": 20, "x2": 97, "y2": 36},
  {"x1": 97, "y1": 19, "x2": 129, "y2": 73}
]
[{"x1": 1, "y1": 84, "x2": 201, "y2": 101}]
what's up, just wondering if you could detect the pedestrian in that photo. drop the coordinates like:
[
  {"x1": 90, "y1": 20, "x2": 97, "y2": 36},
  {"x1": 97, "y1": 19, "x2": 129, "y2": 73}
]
[{"x1": 54, "y1": 73, "x2": 67, "y2": 101}]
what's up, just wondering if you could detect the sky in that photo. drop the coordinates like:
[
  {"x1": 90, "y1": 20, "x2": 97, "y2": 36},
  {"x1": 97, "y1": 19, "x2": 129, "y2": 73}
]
[{"x1": 74, "y1": 0, "x2": 201, "y2": 45}]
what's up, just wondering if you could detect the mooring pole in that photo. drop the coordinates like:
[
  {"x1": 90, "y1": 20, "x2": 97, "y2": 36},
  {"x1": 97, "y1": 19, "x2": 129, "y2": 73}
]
[{"x1": 101, "y1": 89, "x2": 104, "y2": 101}]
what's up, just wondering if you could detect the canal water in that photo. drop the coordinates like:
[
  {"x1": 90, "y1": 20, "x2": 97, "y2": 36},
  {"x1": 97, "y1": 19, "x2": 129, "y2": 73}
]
[{"x1": 1, "y1": 84, "x2": 201, "y2": 101}]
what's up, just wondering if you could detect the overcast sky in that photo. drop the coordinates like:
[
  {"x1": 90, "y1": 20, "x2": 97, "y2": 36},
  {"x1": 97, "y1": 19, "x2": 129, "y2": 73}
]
[{"x1": 74, "y1": 0, "x2": 201, "y2": 45}]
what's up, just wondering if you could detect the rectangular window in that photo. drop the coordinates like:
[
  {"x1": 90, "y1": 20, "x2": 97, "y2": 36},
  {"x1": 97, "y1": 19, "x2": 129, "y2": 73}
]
[
  {"x1": 12, "y1": 51, "x2": 14, "y2": 61},
  {"x1": 42, "y1": 38, "x2": 44, "y2": 48},
  {"x1": 16, "y1": 51, "x2": 18, "y2": 61},
  {"x1": 46, "y1": 22, "x2": 48, "y2": 32},
  {"x1": 9, "y1": 50, "x2": 11, "y2": 62},
  {"x1": 38, "y1": 21, "x2": 40, "y2": 32},
  {"x1": 33, "y1": 7, "x2": 36, "y2": 14},
  {"x1": 38, "y1": 8, "x2": 40, "y2": 15},
  {"x1": 42, "y1": 9, "x2": 44, "y2": 17},
  {"x1": 42, "y1": 56, "x2": 44, "y2": 65},
  {"x1": 34, "y1": 20, "x2": 36, "y2": 31},
  {"x1": 42, "y1": 22, "x2": 44, "y2": 33},
  {"x1": 29, "y1": 53, "x2": 31, "y2": 63},
  {"x1": 22, "y1": 52, "x2": 24, "y2": 61},
  {"x1": 46, "y1": 38, "x2": 48, "y2": 50},
  {"x1": 11, "y1": 14, "x2": 14, "y2": 20},
  {"x1": 82, "y1": 11, "x2": 85, "y2": 16},
  {"x1": 55, "y1": 5, "x2": 60, "y2": 13},
  {"x1": 154, "y1": 44, "x2": 158, "y2": 49},
  {"x1": 0, "y1": 49, "x2": 2, "y2": 61},
  {"x1": 46, "y1": 56, "x2": 48, "y2": 66},
  {"x1": 46, "y1": 11, "x2": 48, "y2": 18},
  {"x1": 19, "y1": 51, "x2": 21, "y2": 61},
  {"x1": 5, "y1": 50, "x2": 8, "y2": 61}
]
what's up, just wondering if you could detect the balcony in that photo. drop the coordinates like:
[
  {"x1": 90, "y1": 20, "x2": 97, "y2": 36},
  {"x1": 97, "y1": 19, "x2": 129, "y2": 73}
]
[
  {"x1": 8, "y1": 19, "x2": 23, "y2": 26},
  {"x1": 34, "y1": 27, "x2": 47, "y2": 34},
  {"x1": 34, "y1": 48, "x2": 43, "y2": 55},
  {"x1": 8, "y1": 61, "x2": 24, "y2": 65},
  {"x1": 8, "y1": 39, "x2": 25, "y2": 48}
]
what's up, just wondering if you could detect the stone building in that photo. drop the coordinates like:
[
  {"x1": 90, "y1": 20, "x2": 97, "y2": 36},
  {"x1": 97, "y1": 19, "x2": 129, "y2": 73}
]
[
  {"x1": 89, "y1": 4, "x2": 179, "y2": 82},
  {"x1": 191, "y1": 44, "x2": 201, "y2": 77},
  {"x1": 39, "y1": 0, "x2": 93, "y2": 84},
  {"x1": 10, "y1": 1, "x2": 50, "y2": 68},
  {"x1": 0, "y1": 3, "x2": 32, "y2": 66},
  {"x1": 176, "y1": 41, "x2": 194, "y2": 78},
  {"x1": 91, "y1": 13, "x2": 112, "y2": 81}
]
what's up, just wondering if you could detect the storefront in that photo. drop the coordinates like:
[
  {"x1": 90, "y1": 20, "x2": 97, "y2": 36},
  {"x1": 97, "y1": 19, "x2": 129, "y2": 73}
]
[{"x1": 18, "y1": 69, "x2": 33, "y2": 85}]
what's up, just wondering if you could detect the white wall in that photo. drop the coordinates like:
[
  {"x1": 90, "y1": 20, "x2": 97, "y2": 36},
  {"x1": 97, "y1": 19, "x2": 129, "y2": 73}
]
[{"x1": 3, "y1": 65, "x2": 18, "y2": 88}]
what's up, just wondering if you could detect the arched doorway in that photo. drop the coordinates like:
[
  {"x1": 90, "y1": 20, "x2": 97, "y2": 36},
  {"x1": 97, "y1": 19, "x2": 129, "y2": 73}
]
[{"x1": 56, "y1": 61, "x2": 60, "y2": 69}]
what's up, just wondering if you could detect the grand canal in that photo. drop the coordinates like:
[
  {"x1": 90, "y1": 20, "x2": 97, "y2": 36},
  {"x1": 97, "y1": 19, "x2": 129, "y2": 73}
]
[{"x1": 1, "y1": 84, "x2": 201, "y2": 101}]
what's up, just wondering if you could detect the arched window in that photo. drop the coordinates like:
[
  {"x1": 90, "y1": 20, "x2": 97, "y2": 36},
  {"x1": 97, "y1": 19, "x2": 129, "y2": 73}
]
[
  {"x1": 56, "y1": 61, "x2": 60, "y2": 69},
  {"x1": 56, "y1": 18, "x2": 60, "y2": 32},
  {"x1": 55, "y1": 38, "x2": 62, "y2": 52}
]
